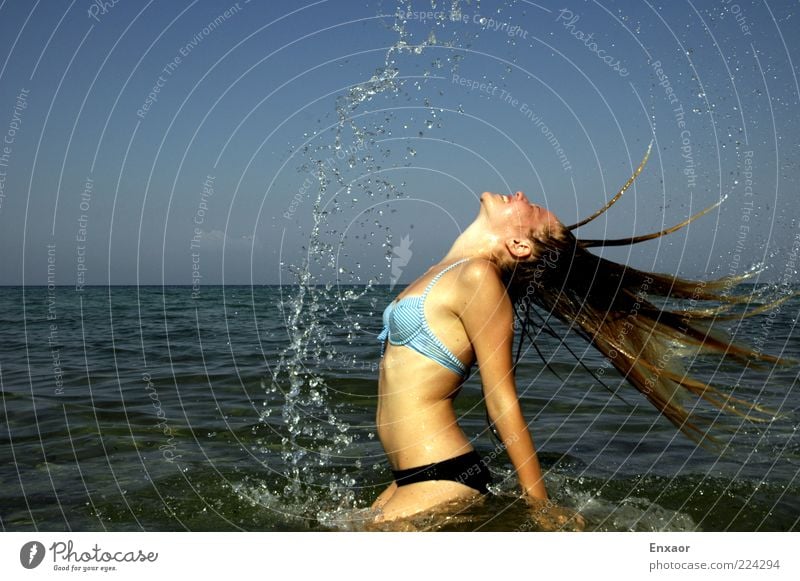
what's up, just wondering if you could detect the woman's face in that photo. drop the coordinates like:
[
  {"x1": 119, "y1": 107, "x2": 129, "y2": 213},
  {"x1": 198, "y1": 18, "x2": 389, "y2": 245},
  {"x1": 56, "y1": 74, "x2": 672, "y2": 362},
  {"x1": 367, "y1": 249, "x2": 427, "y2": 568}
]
[{"x1": 478, "y1": 191, "x2": 560, "y2": 241}]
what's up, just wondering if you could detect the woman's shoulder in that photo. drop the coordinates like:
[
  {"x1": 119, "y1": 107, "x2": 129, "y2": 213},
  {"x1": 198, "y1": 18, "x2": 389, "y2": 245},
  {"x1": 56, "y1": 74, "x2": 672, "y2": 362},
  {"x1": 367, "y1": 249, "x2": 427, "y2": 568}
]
[
  {"x1": 458, "y1": 257, "x2": 502, "y2": 284},
  {"x1": 452, "y1": 258, "x2": 510, "y2": 317},
  {"x1": 452, "y1": 258, "x2": 506, "y2": 305}
]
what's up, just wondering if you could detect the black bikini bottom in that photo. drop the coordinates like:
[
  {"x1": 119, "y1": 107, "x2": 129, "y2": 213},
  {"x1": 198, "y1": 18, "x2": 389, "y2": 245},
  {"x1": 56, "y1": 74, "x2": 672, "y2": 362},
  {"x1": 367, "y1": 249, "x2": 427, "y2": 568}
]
[{"x1": 391, "y1": 450, "x2": 491, "y2": 495}]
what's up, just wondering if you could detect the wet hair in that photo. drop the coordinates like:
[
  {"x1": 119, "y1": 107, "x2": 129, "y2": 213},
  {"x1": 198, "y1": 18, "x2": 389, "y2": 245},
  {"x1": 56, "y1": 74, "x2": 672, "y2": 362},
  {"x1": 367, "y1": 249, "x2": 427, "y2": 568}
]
[{"x1": 500, "y1": 144, "x2": 793, "y2": 449}]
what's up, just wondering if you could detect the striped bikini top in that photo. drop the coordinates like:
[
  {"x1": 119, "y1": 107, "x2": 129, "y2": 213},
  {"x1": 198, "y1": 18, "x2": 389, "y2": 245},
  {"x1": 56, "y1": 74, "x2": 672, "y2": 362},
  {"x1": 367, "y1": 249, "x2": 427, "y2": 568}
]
[{"x1": 377, "y1": 258, "x2": 470, "y2": 377}]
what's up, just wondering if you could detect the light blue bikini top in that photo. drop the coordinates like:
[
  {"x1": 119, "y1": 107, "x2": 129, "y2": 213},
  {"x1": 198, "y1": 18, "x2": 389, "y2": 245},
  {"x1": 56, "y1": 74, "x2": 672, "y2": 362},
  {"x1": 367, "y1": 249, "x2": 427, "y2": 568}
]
[{"x1": 377, "y1": 258, "x2": 470, "y2": 377}]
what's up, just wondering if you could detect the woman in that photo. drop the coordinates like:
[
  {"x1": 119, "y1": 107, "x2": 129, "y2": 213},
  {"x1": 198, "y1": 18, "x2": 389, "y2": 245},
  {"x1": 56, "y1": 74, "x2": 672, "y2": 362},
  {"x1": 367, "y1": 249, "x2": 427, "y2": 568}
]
[
  {"x1": 372, "y1": 189, "x2": 560, "y2": 524},
  {"x1": 371, "y1": 149, "x2": 789, "y2": 525}
]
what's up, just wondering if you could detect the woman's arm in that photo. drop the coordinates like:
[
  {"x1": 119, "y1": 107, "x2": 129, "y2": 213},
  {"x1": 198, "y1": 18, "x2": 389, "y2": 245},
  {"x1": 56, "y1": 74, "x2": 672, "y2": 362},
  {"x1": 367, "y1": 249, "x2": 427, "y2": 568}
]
[{"x1": 458, "y1": 260, "x2": 548, "y2": 500}]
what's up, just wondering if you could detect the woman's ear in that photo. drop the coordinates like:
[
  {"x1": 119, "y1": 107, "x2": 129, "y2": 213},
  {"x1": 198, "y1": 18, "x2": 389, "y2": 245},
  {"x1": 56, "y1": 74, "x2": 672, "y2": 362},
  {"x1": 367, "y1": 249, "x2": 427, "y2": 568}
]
[{"x1": 504, "y1": 237, "x2": 533, "y2": 259}]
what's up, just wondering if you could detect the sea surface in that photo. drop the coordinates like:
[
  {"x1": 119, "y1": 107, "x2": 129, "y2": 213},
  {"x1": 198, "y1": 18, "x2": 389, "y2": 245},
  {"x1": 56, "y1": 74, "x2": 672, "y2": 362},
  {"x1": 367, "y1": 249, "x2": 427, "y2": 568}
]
[{"x1": 0, "y1": 284, "x2": 798, "y2": 532}]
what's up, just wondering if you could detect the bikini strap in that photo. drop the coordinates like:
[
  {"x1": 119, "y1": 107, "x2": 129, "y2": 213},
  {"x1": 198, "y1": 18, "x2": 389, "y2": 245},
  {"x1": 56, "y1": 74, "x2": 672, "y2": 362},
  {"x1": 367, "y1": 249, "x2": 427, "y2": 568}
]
[{"x1": 421, "y1": 258, "x2": 470, "y2": 300}]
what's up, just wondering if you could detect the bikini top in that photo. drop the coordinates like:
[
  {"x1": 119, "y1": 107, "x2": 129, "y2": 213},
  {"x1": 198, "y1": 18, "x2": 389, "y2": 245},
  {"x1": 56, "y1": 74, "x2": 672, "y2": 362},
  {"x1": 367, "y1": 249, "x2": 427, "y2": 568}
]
[{"x1": 377, "y1": 258, "x2": 470, "y2": 377}]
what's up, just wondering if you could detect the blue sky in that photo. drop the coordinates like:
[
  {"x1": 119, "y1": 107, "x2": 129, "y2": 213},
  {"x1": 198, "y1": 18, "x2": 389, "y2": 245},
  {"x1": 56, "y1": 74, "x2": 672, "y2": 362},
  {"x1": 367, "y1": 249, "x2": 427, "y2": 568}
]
[{"x1": 0, "y1": 0, "x2": 798, "y2": 286}]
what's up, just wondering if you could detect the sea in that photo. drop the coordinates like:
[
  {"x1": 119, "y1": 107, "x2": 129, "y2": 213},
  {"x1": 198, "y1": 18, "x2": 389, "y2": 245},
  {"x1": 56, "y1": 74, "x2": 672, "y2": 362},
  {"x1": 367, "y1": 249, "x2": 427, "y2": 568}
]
[{"x1": 0, "y1": 284, "x2": 798, "y2": 532}]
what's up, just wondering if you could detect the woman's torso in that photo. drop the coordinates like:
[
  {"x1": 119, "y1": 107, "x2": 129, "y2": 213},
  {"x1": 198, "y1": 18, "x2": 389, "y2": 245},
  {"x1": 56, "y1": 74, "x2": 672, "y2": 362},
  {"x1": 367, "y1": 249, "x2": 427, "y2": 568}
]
[{"x1": 376, "y1": 259, "x2": 479, "y2": 470}]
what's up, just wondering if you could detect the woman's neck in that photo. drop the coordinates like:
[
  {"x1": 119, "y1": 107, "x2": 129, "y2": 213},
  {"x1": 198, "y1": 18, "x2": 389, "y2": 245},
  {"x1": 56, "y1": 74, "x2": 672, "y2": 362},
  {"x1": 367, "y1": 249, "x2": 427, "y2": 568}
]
[{"x1": 440, "y1": 220, "x2": 501, "y2": 265}]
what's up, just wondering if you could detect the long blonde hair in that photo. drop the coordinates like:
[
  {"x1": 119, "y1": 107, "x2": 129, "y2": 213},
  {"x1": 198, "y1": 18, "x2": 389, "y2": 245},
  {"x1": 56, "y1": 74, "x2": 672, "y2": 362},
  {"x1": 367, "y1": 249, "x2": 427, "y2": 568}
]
[{"x1": 502, "y1": 144, "x2": 793, "y2": 448}]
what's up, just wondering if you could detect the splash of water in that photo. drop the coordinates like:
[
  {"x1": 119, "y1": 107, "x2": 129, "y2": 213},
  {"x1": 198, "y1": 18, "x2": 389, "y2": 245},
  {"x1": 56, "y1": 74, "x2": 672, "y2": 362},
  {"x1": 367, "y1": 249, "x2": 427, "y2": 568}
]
[{"x1": 258, "y1": 0, "x2": 485, "y2": 521}]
